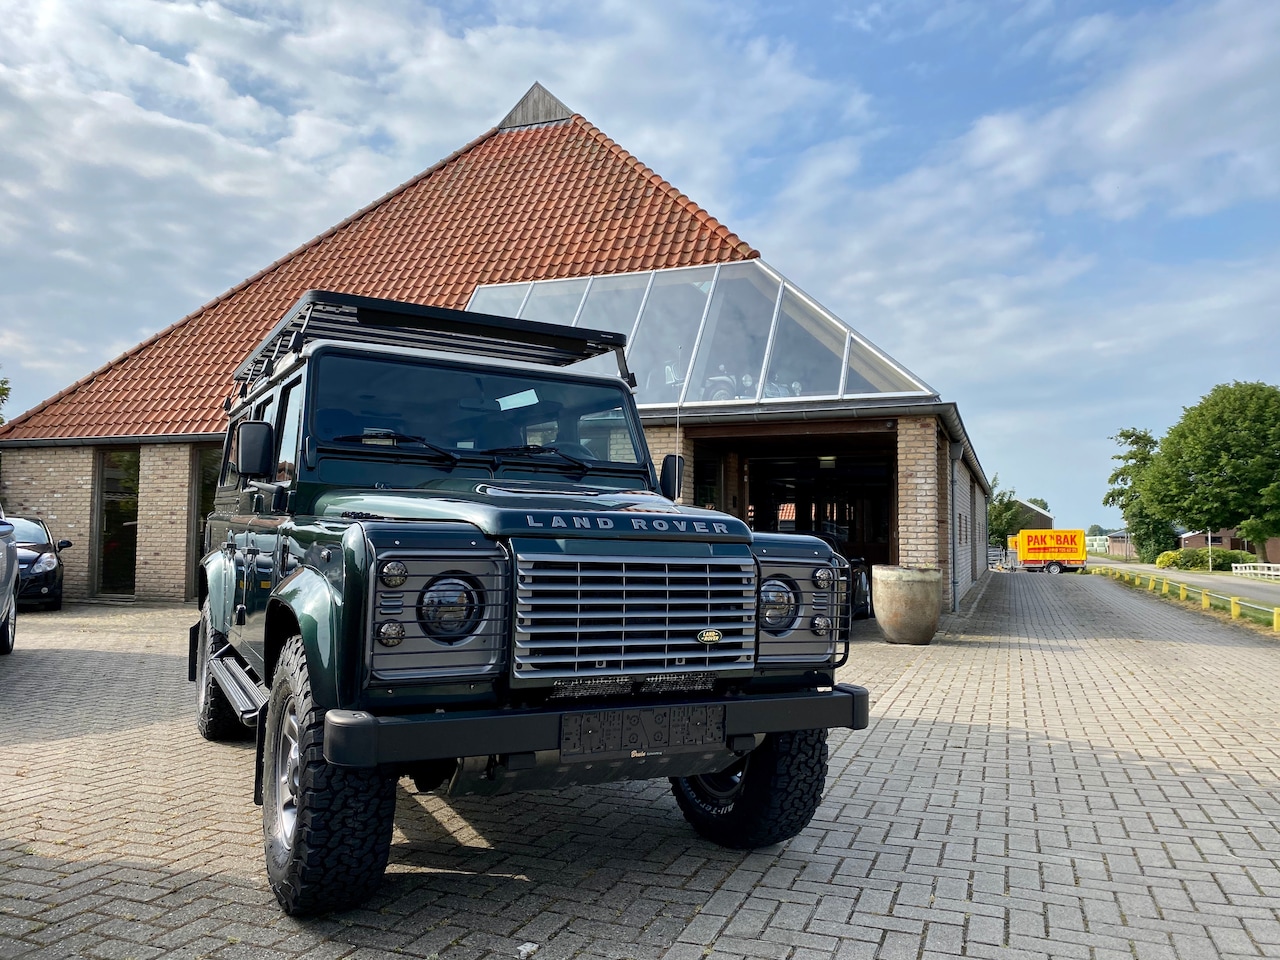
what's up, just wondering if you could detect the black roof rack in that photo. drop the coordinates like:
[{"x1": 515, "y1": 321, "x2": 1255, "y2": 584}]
[{"x1": 234, "y1": 290, "x2": 634, "y2": 386}]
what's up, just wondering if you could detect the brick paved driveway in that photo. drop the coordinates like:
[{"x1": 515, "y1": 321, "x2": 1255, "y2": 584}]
[{"x1": 2, "y1": 572, "x2": 1279, "y2": 960}]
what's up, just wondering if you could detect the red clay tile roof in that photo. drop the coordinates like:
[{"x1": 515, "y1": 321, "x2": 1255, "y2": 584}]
[{"x1": 0, "y1": 115, "x2": 757, "y2": 442}]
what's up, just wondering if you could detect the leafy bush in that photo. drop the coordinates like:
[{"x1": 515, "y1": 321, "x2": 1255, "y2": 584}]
[
  {"x1": 1209, "y1": 548, "x2": 1258, "y2": 571},
  {"x1": 1153, "y1": 547, "x2": 1258, "y2": 571}
]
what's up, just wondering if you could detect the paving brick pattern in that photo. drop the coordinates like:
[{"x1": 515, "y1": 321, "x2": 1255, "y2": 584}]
[{"x1": 3, "y1": 572, "x2": 1279, "y2": 959}]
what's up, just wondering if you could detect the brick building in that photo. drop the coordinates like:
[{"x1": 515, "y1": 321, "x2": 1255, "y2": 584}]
[{"x1": 0, "y1": 84, "x2": 989, "y2": 612}]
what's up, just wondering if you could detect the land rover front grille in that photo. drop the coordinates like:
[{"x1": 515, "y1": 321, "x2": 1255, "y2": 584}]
[{"x1": 513, "y1": 551, "x2": 756, "y2": 679}]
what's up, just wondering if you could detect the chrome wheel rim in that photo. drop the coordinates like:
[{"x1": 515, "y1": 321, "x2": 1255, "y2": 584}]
[{"x1": 273, "y1": 699, "x2": 301, "y2": 850}]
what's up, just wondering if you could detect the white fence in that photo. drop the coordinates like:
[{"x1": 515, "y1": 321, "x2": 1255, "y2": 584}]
[{"x1": 1232, "y1": 563, "x2": 1280, "y2": 580}]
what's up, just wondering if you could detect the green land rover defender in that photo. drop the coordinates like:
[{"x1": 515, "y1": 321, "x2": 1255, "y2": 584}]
[{"x1": 191, "y1": 290, "x2": 869, "y2": 914}]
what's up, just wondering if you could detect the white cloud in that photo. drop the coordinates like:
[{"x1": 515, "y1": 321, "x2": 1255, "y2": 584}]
[{"x1": 0, "y1": 0, "x2": 848, "y2": 419}]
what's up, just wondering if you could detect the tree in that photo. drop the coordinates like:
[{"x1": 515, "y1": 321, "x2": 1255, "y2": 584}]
[
  {"x1": 987, "y1": 474, "x2": 1022, "y2": 547},
  {"x1": 1027, "y1": 497, "x2": 1050, "y2": 512},
  {"x1": 1087, "y1": 524, "x2": 1107, "y2": 537},
  {"x1": 0, "y1": 365, "x2": 8, "y2": 425},
  {"x1": 1140, "y1": 382, "x2": 1280, "y2": 561},
  {"x1": 1103, "y1": 428, "x2": 1176, "y2": 562}
]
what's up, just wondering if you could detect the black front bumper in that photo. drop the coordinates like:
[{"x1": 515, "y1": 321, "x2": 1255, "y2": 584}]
[
  {"x1": 324, "y1": 683, "x2": 870, "y2": 768},
  {"x1": 16, "y1": 571, "x2": 60, "y2": 604}
]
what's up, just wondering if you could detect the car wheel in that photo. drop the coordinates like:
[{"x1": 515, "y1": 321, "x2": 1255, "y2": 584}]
[
  {"x1": 1046, "y1": 561, "x2": 1063, "y2": 575},
  {"x1": 195, "y1": 602, "x2": 245, "y2": 742},
  {"x1": 670, "y1": 729, "x2": 827, "y2": 849},
  {"x1": 852, "y1": 568, "x2": 872, "y2": 620},
  {"x1": 0, "y1": 604, "x2": 16, "y2": 655},
  {"x1": 262, "y1": 635, "x2": 397, "y2": 915}
]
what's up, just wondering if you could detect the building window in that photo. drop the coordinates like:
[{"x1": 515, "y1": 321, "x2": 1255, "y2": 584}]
[
  {"x1": 96, "y1": 447, "x2": 140, "y2": 596},
  {"x1": 188, "y1": 445, "x2": 223, "y2": 600}
]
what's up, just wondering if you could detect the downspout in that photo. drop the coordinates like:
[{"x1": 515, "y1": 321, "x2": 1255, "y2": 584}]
[{"x1": 949, "y1": 441, "x2": 963, "y2": 612}]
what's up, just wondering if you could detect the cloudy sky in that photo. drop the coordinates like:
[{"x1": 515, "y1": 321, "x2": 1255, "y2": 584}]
[{"x1": 1, "y1": 0, "x2": 1277, "y2": 529}]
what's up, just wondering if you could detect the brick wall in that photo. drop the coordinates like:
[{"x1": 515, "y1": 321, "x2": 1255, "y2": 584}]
[
  {"x1": 951, "y1": 458, "x2": 974, "y2": 602},
  {"x1": 642, "y1": 426, "x2": 695, "y2": 503},
  {"x1": 135, "y1": 444, "x2": 194, "y2": 602},
  {"x1": 896, "y1": 416, "x2": 941, "y2": 573},
  {"x1": 0, "y1": 447, "x2": 95, "y2": 599}
]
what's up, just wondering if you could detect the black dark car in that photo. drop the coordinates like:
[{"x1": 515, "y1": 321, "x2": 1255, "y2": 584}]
[{"x1": 12, "y1": 517, "x2": 72, "y2": 611}]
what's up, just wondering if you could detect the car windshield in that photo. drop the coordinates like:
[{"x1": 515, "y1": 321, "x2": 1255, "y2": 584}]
[
  {"x1": 311, "y1": 353, "x2": 644, "y2": 465},
  {"x1": 11, "y1": 518, "x2": 49, "y2": 544}
]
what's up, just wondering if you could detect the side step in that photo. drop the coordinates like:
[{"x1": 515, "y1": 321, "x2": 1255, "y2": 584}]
[{"x1": 208, "y1": 656, "x2": 269, "y2": 725}]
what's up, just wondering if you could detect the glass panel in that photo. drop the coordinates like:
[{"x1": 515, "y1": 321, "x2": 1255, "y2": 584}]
[
  {"x1": 98, "y1": 447, "x2": 139, "y2": 596},
  {"x1": 686, "y1": 262, "x2": 779, "y2": 402},
  {"x1": 275, "y1": 380, "x2": 304, "y2": 483},
  {"x1": 763, "y1": 288, "x2": 846, "y2": 399},
  {"x1": 575, "y1": 272, "x2": 650, "y2": 333},
  {"x1": 518, "y1": 277, "x2": 588, "y2": 324},
  {"x1": 628, "y1": 266, "x2": 716, "y2": 405},
  {"x1": 843, "y1": 333, "x2": 922, "y2": 395},
  {"x1": 468, "y1": 283, "x2": 530, "y2": 318}
]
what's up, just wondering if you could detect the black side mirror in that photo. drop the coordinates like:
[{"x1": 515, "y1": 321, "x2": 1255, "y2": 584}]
[
  {"x1": 660, "y1": 454, "x2": 684, "y2": 501},
  {"x1": 237, "y1": 420, "x2": 275, "y2": 480},
  {"x1": 57, "y1": 540, "x2": 73, "y2": 550}
]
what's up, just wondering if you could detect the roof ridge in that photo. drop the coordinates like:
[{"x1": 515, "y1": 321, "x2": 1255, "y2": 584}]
[
  {"x1": 567, "y1": 115, "x2": 758, "y2": 260},
  {"x1": 0, "y1": 125, "x2": 501, "y2": 437}
]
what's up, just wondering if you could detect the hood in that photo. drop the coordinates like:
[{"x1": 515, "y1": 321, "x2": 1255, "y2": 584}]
[
  {"x1": 313, "y1": 478, "x2": 752, "y2": 542},
  {"x1": 17, "y1": 544, "x2": 50, "y2": 562}
]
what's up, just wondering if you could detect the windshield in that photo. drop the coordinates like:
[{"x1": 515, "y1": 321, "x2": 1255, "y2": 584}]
[
  {"x1": 311, "y1": 353, "x2": 645, "y2": 465},
  {"x1": 11, "y1": 518, "x2": 49, "y2": 544}
]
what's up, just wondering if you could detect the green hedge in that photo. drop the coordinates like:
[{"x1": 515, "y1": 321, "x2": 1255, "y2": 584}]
[{"x1": 1154, "y1": 547, "x2": 1258, "y2": 571}]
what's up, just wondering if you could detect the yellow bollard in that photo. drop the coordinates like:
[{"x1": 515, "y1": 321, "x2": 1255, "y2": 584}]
[
  {"x1": 1230, "y1": 597, "x2": 1241, "y2": 619},
  {"x1": 1149, "y1": 576, "x2": 1157, "y2": 591},
  {"x1": 1274, "y1": 608, "x2": 1280, "y2": 632},
  {"x1": 1202, "y1": 590, "x2": 1211, "y2": 610},
  {"x1": 1162, "y1": 579, "x2": 1169, "y2": 595},
  {"x1": 1179, "y1": 584, "x2": 1187, "y2": 600}
]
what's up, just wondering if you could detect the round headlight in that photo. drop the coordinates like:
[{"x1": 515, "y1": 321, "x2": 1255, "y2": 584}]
[
  {"x1": 377, "y1": 621, "x2": 406, "y2": 646},
  {"x1": 419, "y1": 576, "x2": 484, "y2": 643},
  {"x1": 760, "y1": 577, "x2": 800, "y2": 635},
  {"x1": 379, "y1": 560, "x2": 409, "y2": 588},
  {"x1": 812, "y1": 566, "x2": 834, "y2": 589},
  {"x1": 741, "y1": 374, "x2": 753, "y2": 388},
  {"x1": 811, "y1": 615, "x2": 832, "y2": 636}
]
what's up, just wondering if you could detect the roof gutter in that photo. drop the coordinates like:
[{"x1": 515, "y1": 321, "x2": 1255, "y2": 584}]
[
  {"x1": 0, "y1": 433, "x2": 225, "y2": 449},
  {"x1": 638, "y1": 399, "x2": 991, "y2": 497}
]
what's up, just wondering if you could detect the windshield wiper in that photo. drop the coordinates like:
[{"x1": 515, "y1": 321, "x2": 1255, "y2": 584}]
[
  {"x1": 328, "y1": 431, "x2": 460, "y2": 465},
  {"x1": 480, "y1": 444, "x2": 592, "y2": 473}
]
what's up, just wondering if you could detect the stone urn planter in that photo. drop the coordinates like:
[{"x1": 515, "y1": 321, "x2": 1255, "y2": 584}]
[{"x1": 871, "y1": 565, "x2": 942, "y2": 645}]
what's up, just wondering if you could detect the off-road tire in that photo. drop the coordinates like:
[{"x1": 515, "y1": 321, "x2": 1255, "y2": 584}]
[
  {"x1": 0, "y1": 605, "x2": 15, "y2": 655},
  {"x1": 195, "y1": 603, "x2": 243, "y2": 742},
  {"x1": 671, "y1": 729, "x2": 828, "y2": 848},
  {"x1": 262, "y1": 635, "x2": 396, "y2": 915}
]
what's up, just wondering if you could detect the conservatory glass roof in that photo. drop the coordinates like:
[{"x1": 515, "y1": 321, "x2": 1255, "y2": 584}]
[{"x1": 467, "y1": 260, "x2": 935, "y2": 409}]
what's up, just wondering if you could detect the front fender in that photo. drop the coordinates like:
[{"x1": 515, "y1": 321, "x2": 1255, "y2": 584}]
[
  {"x1": 200, "y1": 549, "x2": 237, "y2": 636},
  {"x1": 268, "y1": 567, "x2": 346, "y2": 709}
]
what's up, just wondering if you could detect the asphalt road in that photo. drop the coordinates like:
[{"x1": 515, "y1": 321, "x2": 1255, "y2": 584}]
[{"x1": 1091, "y1": 559, "x2": 1280, "y2": 609}]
